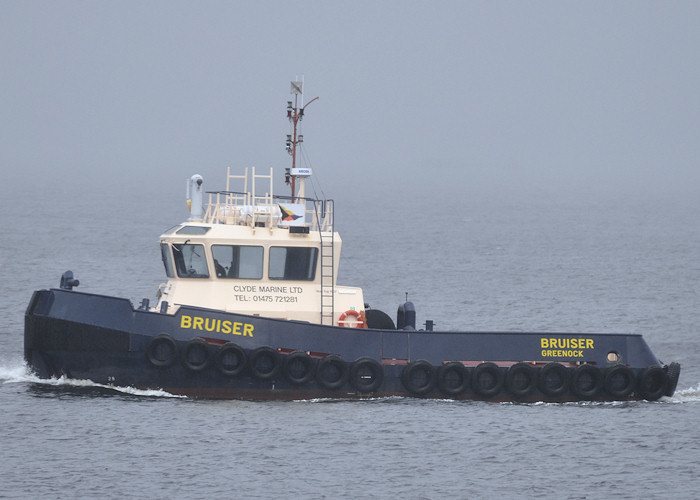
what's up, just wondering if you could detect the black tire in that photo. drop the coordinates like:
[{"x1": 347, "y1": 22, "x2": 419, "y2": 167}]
[
  {"x1": 505, "y1": 362, "x2": 537, "y2": 398},
  {"x1": 664, "y1": 362, "x2": 681, "y2": 397},
  {"x1": 214, "y1": 343, "x2": 247, "y2": 377},
  {"x1": 181, "y1": 338, "x2": 212, "y2": 372},
  {"x1": 283, "y1": 351, "x2": 316, "y2": 385},
  {"x1": 571, "y1": 364, "x2": 603, "y2": 399},
  {"x1": 316, "y1": 355, "x2": 348, "y2": 390},
  {"x1": 349, "y1": 357, "x2": 384, "y2": 393},
  {"x1": 401, "y1": 360, "x2": 436, "y2": 395},
  {"x1": 249, "y1": 346, "x2": 280, "y2": 381},
  {"x1": 364, "y1": 309, "x2": 396, "y2": 329},
  {"x1": 638, "y1": 365, "x2": 668, "y2": 401},
  {"x1": 472, "y1": 362, "x2": 504, "y2": 398},
  {"x1": 604, "y1": 365, "x2": 636, "y2": 399},
  {"x1": 538, "y1": 362, "x2": 570, "y2": 398},
  {"x1": 437, "y1": 362, "x2": 470, "y2": 396},
  {"x1": 146, "y1": 334, "x2": 178, "y2": 368}
]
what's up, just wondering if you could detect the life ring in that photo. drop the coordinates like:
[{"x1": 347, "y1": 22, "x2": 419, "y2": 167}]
[
  {"x1": 249, "y1": 346, "x2": 280, "y2": 381},
  {"x1": 505, "y1": 362, "x2": 537, "y2": 398},
  {"x1": 571, "y1": 364, "x2": 603, "y2": 399},
  {"x1": 338, "y1": 309, "x2": 364, "y2": 328},
  {"x1": 146, "y1": 334, "x2": 178, "y2": 368},
  {"x1": 538, "y1": 362, "x2": 570, "y2": 397},
  {"x1": 283, "y1": 351, "x2": 316, "y2": 385},
  {"x1": 472, "y1": 362, "x2": 504, "y2": 398},
  {"x1": 401, "y1": 360, "x2": 436, "y2": 395},
  {"x1": 182, "y1": 338, "x2": 211, "y2": 372},
  {"x1": 316, "y1": 355, "x2": 348, "y2": 390},
  {"x1": 638, "y1": 365, "x2": 668, "y2": 401},
  {"x1": 604, "y1": 364, "x2": 636, "y2": 399},
  {"x1": 437, "y1": 362, "x2": 470, "y2": 396},
  {"x1": 214, "y1": 342, "x2": 247, "y2": 377},
  {"x1": 349, "y1": 357, "x2": 384, "y2": 393}
]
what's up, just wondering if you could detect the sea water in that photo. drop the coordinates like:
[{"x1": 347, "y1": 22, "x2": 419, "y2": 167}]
[{"x1": 1, "y1": 175, "x2": 699, "y2": 499}]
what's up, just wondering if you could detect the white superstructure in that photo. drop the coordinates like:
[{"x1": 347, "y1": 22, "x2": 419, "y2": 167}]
[{"x1": 155, "y1": 85, "x2": 366, "y2": 327}]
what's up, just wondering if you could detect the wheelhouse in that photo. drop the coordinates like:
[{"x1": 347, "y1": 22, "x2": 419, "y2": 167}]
[{"x1": 153, "y1": 167, "x2": 365, "y2": 327}]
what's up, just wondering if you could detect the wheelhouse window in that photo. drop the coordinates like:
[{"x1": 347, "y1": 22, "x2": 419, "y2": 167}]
[
  {"x1": 269, "y1": 247, "x2": 318, "y2": 281},
  {"x1": 172, "y1": 243, "x2": 209, "y2": 278},
  {"x1": 160, "y1": 243, "x2": 175, "y2": 278},
  {"x1": 162, "y1": 225, "x2": 181, "y2": 235},
  {"x1": 211, "y1": 245, "x2": 263, "y2": 279},
  {"x1": 176, "y1": 226, "x2": 211, "y2": 235}
]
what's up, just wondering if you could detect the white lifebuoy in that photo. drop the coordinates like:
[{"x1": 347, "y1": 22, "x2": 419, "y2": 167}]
[{"x1": 338, "y1": 309, "x2": 364, "y2": 328}]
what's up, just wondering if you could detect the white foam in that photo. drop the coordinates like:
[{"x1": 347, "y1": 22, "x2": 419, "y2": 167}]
[
  {"x1": 0, "y1": 362, "x2": 184, "y2": 398},
  {"x1": 0, "y1": 362, "x2": 34, "y2": 383},
  {"x1": 665, "y1": 383, "x2": 700, "y2": 403}
]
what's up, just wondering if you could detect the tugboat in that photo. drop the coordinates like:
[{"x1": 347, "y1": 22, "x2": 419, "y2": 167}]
[{"x1": 25, "y1": 82, "x2": 681, "y2": 402}]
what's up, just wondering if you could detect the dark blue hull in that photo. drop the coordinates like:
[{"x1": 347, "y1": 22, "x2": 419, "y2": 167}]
[{"x1": 25, "y1": 288, "x2": 680, "y2": 402}]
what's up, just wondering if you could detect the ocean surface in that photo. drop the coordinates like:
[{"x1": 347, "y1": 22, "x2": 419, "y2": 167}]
[{"x1": 2, "y1": 173, "x2": 699, "y2": 499}]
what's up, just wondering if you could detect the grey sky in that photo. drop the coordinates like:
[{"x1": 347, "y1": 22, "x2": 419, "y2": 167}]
[{"x1": 3, "y1": 1, "x2": 699, "y2": 199}]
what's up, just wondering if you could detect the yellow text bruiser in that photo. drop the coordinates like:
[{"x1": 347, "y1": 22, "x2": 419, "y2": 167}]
[
  {"x1": 180, "y1": 314, "x2": 254, "y2": 337},
  {"x1": 540, "y1": 337, "x2": 594, "y2": 358}
]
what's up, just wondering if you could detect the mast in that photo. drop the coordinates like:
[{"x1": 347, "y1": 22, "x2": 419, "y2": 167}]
[{"x1": 285, "y1": 79, "x2": 318, "y2": 201}]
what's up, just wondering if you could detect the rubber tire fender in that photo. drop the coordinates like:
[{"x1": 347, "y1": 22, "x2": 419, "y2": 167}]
[
  {"x1": 364, "y1": 309, "x2": 396, "y2": 330},
  {"x1": 214, "y1": 342, "x2": 247, "y2": 377},
  {"x1": 283, "y1": 351, "x2": 316, "y2": 385},
  {"x1": 316, "y1": 355, "x2": 348, "y2": 390},
  {"x1": 181, "y1": 338, "x2": 212, "y2": 372},
  {"x1": 401, "y1": 360, "x2": 436, "y2": 396},
  {"x1": 146, "y1": 334, "x2": 178, "y2": 368},
  {"x1": 437, "y1": 362, "x2": 470, "y2": 396},
  {"x1": 472, "y1": 362, "x2": 504, "y2": 398},
  {"x1": 538, "y1": 362, "x2": 570, "y2": 398},
  {"x1": 249, "y1": 346, "x2": 280, "y2": 381},
  {"x1": 505, "y1": 362, "x2": 537, "y2": 398},
  {"x1": 604, "y1": 364, "x2": 636, "y2": 399},
  {"x1": 349, "y1": 357, "x2": 384, "y2": 393},
  {"x1": 638, "y1": 365, "x2": 668, "y2": 401},
  {"x1": 571, "y1": 364, "x2": 603, "y2": 399},
  {"x1": 664, "y1": 362, "x2": 681, "y2": 397}
]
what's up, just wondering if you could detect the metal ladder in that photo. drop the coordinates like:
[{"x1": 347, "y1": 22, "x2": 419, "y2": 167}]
[{"x1": 317, "y1": 200, "x2": 335, "y2": 325}]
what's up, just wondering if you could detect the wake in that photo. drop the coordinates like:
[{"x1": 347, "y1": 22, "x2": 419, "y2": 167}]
[
  {"x1": 0, "y1": 361, "x2": 183, "y2": 399},
  {"x1": 669, "y1": 382, "x2": 700, "y2": 403}
]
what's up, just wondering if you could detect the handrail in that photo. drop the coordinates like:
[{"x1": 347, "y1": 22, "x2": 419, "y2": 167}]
[{"x1": 201, "y1": 168, "x2": 333, "y2": 230}]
